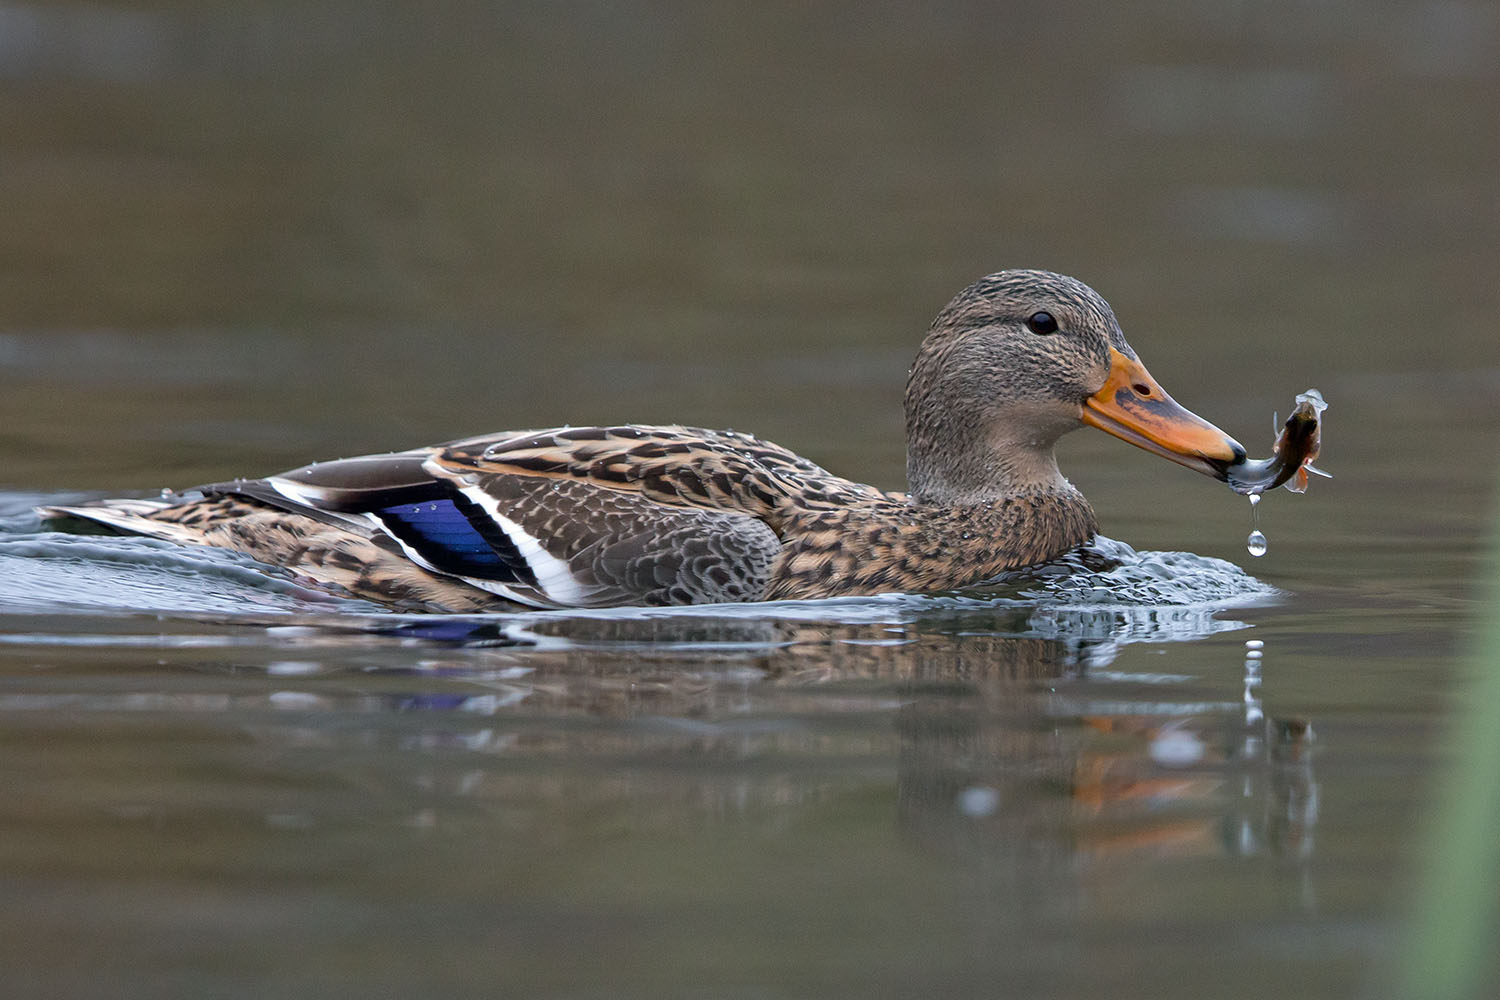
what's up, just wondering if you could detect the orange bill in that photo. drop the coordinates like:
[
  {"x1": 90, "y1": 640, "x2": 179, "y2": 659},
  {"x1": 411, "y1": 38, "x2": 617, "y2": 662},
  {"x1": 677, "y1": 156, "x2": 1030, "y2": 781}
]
[{"x1": 1082, "y1": 348, "x2": 1245, "y2": 480}]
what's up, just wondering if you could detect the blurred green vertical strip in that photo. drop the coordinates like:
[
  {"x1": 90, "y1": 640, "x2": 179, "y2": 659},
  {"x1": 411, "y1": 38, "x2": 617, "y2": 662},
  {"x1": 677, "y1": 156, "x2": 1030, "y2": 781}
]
[{"x1": 1398, "y1": 492, "x2": 1500, "y2": 1000}]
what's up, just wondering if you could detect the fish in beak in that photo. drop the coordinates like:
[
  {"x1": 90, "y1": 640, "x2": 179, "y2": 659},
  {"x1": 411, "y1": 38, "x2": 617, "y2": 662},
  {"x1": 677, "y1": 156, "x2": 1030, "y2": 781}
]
[{"x1": 1082, "y1": 347, "x2": 1246, "y2": 481}]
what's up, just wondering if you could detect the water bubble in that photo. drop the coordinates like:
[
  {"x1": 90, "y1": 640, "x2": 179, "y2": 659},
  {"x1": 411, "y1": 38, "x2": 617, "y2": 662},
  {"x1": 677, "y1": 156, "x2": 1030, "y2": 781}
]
[{"x1": 1245, "y1": 639, "x2": 1264, "y2": 650}]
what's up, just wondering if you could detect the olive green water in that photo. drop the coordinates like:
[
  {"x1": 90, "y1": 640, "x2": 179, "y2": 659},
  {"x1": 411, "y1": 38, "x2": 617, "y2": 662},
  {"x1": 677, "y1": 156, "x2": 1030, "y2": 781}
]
[{"x1": 1, "y1": 4, "x2": 1497, "y2": 998}]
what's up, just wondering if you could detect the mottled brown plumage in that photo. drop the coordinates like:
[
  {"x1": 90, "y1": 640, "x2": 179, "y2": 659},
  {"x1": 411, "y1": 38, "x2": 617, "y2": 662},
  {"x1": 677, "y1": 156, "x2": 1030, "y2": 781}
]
[{"x1": 40, "y1": 269, "x2": 1247, "y2": 611}]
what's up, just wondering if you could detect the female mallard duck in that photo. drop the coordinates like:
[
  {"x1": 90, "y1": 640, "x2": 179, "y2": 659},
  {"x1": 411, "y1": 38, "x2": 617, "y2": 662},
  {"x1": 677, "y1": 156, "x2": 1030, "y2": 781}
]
[{"x1": 43, "y1": 270, "x2": 1253, "y2": 612}]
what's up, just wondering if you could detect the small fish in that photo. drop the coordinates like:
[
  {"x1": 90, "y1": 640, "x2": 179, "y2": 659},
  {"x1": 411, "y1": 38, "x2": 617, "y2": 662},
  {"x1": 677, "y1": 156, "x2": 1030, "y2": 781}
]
[{"x1": 1225, "y1": 389, "x2": 1330, "y2": 495}]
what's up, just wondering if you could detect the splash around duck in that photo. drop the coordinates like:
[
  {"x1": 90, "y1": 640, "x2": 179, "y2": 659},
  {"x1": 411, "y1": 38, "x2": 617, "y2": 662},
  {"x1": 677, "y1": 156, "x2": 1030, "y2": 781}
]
[{"x1": 40, "y1": 270, "x2": 1322, "y2": 612}]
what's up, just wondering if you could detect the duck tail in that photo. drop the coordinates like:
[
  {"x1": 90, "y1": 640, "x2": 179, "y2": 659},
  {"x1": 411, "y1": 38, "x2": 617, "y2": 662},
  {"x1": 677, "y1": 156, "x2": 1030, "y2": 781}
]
[{"x1": 37, "y1": 498, "x2": 213, "y2": 546}]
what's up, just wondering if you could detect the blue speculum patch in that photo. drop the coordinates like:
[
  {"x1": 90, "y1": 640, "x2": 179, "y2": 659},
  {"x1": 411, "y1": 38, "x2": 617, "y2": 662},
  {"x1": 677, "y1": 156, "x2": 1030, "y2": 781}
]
[{"x1": 377, "y1": 500, "x2": 505, "y2": 572}]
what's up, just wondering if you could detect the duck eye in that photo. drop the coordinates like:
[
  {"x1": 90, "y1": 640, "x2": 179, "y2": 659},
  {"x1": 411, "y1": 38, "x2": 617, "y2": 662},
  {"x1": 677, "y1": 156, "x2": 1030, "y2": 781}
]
[{"x1": 1025, "y1": 311, "x2": 1059, "y2": 335}]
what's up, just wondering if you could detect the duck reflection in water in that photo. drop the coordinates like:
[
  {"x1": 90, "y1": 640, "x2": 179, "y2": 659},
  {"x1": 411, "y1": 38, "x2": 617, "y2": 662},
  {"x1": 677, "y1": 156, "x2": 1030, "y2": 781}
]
[{"x1": 243, "y1": 599, "x2": 1317, "y2": 883}]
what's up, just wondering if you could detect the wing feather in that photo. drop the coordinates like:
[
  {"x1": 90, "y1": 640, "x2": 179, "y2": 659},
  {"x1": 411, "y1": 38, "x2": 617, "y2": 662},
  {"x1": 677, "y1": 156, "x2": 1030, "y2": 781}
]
[
  {"x1": 435, "y1": 424, "x2": 887, "y2": 518},
  {"x1": 45, "y1": 425, "x2": 864, "y2": 610}
]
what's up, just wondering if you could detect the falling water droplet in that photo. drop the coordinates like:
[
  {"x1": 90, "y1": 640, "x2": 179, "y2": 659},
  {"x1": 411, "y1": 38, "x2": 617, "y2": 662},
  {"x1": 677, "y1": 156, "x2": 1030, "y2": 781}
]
[{"x1": 1245, "y1": 492, "x2": 1266, "y2": 556}]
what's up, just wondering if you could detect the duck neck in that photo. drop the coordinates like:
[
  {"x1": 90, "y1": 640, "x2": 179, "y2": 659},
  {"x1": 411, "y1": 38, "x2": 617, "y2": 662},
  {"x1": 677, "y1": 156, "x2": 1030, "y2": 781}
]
[{"x1": 905, "y1": 409, "x2": 1076, "y2": 505}]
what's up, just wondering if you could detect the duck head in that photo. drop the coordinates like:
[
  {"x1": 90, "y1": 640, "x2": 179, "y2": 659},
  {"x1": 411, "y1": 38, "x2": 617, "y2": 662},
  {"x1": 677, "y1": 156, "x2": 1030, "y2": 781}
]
[{"x1": 904, "y1": 269, "x2": 1246, "y2": 502}]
